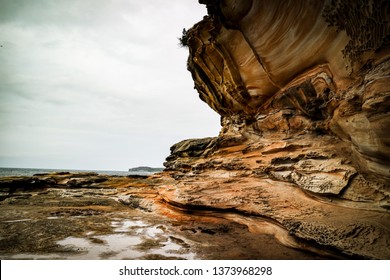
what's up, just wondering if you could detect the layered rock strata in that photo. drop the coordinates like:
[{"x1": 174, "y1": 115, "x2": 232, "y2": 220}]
[
  {"x1": 0, "y1": 172, "x2": 330, "y2": 259},
  {"x1": 162, "y1": 0, "x2": 390, "y2": 258},
  {"x1": 1, "y1": 0, "x2": 390, "y2": 260}
]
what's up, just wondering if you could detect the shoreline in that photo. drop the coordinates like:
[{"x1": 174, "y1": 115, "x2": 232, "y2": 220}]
[
  {"x1": 0, "y1": 172, "x2": 338, "y2": 260},
  {"x1": 0, "y1": 167, "x2": 161, "y2": 178}
]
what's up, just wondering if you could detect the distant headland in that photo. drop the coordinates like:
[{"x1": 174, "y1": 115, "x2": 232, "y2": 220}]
[{"x1": 128, "y1": 166, "x2": 164, "y2": 172}]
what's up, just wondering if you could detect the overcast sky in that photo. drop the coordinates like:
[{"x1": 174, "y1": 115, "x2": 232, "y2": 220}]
[{"x1": 0, "y1": 0, "x2": 221, "y2": 171}]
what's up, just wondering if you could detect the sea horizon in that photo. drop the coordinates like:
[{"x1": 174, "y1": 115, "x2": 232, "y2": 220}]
[{"x1": 0, "y1": 166, "x2": 162, "y2": 177}]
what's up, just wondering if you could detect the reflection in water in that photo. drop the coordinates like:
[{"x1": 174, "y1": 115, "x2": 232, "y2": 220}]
[
  {"x1": 57, "y1": 234, "x2": 143, "y2": 259},
  {"x1": 49, "y1": 218, "x2": 195, "y2": 260},
  {"x1": 0, "y1": 216, "x2": 196, "y2": 260}
]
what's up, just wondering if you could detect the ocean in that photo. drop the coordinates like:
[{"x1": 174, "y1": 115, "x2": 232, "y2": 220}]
[{"x1": 0, "y1": 167, "x2": 155, "y2": 177}]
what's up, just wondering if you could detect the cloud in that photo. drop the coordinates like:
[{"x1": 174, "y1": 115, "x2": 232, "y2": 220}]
[{"x1": 0, "y1": 0, "x2": 221, "y2": 170}]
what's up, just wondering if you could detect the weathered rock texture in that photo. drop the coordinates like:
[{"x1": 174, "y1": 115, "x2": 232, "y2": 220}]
[
  {"x1": 162, "y1": 0, "x2": 390, "y2": 259},
  {"x1": 0, "y1": 172, "x2": 330, "y2": 260},
  {"x1": 1, "y1": 0, "x2": 390, "y2": 260}
]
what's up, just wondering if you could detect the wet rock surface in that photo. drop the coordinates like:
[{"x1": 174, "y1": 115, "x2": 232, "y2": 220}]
[{"x1": 0, "y1": 173, "x2": 329, "y2": 260}]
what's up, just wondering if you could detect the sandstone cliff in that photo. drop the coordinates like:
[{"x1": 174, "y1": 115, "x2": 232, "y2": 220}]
[
  {"x1": 1, "y1": 0, "x2": 389, "y2": 260},
  {"x1": 163, "y1": 0, "x2": 390, "y2": 258}
]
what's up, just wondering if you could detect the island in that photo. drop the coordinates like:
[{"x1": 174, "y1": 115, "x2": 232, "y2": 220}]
[{"x1": 128, "y1": 166, "x2": 164, "y2": 173}]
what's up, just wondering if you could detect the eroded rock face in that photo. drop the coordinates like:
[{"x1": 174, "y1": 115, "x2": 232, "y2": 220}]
[
  {"x1": 178, "y1": 0, "x2": 390, "y2": 192},
  {"x1": 162, "y1": 0, "x2": 390, "y2": 258},
  {"x1": 0, "y1": 173, "x2": 332, "y2": 260},
  {"x1": 2, "y1": 0, "x2": 389, "y2": 260},
  {"x1": 162, "y1": 134, "x2": 390, "y2": 258}
]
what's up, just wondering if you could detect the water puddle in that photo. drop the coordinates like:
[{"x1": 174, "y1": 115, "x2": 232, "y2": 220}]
[
  {"x1": 111, "y1": 219, "x2": 148, "y2": 232},
  {"x1": 2, "y1": 219, "x2": 32, "y2": 223},
  {"x1": 47, "y1": 216, "x2": 59, "y2": 220},
  {"x1": 57, "y1": 234, "x2": 144, "y2": 259},
  {"x1": 54, "y1": 218, "x2": 196, "y2": 260}
]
